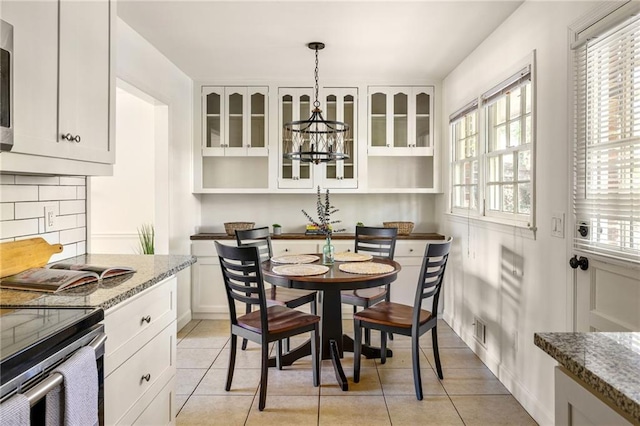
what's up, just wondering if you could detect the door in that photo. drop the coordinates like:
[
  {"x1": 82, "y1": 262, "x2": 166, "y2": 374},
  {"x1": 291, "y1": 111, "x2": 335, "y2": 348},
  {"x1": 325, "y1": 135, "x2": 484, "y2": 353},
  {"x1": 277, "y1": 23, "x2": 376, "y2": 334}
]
[{"x1": 573, "y1": 256, "x2": 640, "y2": 331}]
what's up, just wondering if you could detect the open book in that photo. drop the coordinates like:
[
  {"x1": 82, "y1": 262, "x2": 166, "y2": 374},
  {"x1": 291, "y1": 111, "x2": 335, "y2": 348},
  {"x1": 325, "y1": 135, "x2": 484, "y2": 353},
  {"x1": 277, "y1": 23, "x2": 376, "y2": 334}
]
[{"x1": 0, "y1": 263, "x2": 136, "y2": 293}]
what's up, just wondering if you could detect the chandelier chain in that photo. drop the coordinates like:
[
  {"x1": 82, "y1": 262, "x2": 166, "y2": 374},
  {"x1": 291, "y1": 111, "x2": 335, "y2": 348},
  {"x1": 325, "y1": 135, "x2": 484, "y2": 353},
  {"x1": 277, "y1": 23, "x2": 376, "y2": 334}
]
[{"x1": 314, "y1": 46, "x2": 320, "y2": 108}]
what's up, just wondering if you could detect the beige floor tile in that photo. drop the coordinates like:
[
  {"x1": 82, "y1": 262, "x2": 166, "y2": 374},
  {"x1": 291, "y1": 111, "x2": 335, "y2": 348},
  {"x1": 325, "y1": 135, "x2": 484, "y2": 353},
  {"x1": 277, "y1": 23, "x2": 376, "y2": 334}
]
[
  {"x1": 177, "y1": 332, "x2": 230, "y2": 349},
  {"x1": 176, "y1": 395, "x2": 253, "y2": 426},
  {"x1": 192, "y1": 319, "x2": 230, "y2": 332},
  {"x1": 195, "y1": 367, "x2": 260, "y2": 395},
  {"x1": 425, "y1": 347, "x2": 486, "y2": 369},
  {"x1": 321, "y1": 352, "x2": 377, "y2": 371},
  {"x1": 175, "y1": 394, "x2": 189, "y2": 415},
  {"x1": 451, "y1": 395, "x2": 537, "y2": 425},
  {"x1": 375, "y1": 344, "x2": 429, "y2": 369},
  {"x1": 421, "y1": 330, "x2": 468, "y2": 348},
  {"x1": 440, "y1": 368, "x2": 510, "y2": 395},
  {"x1": 319, "y1": 395, "x2": 391, "y2": 426},
  {"x1": 263, "y1": 366, "x2": 320, "y2": 396},
  {"x1": 321, "y1": 367, "x2": 381, "y2": 395},
  {"x1": 176, "y1": 368, "x2": 207, "y2": 395},
  {"x1": 177, "y1": 320, "x2": 200, "y2": 340},
  {"x1": 378, "y1": 368, "x2": 446, "y2": 396},
  {"x1": 386, "y1": 395, "x2": 464, "y2": 425},
  {"x1": 177, "y1": 348, "x2": 222, "y2": 369},
  {"x1": 212, "y1": 344, "x2": 270, "y2": 369},
  {"x1": 245, "y1": 395, "x2": 319, "y2": 425}
]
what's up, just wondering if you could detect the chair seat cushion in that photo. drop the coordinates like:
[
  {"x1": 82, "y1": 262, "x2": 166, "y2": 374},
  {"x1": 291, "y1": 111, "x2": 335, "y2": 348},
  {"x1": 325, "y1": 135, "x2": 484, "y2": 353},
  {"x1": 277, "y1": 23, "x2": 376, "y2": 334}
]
[
  {"x1": 238, "y1": 305, "x2": 320, "y2": 334},
  {"x1": 265, "y1": 287, "x2": 316, "y2": 306},
  {"x1": 353, "y1": 301, "x2": 433, "y2": 328},
  {"x1": 341, "y1": 287, "x2": 387, "y2": 306}
]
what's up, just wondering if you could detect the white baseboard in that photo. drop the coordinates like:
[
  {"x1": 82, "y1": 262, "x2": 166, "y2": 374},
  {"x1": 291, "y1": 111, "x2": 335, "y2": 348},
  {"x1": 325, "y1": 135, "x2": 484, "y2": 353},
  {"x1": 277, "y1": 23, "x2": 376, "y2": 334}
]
[{"x1": 177, "y1": 309, "x2": 193, "y2": 331}]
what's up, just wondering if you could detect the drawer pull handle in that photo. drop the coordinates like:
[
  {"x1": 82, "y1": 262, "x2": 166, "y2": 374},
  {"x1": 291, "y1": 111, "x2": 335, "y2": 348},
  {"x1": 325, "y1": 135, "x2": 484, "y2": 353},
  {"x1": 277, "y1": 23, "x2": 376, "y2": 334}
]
[
  {"x1": 409, "y1": 249, "x2": 414, "y2": 252},
  {"x1": 141, "y1": 374, "x2": 151, "y2": 383},
  {"x1": 141, "y1": 315, "x2": 151, "y2": 324}
]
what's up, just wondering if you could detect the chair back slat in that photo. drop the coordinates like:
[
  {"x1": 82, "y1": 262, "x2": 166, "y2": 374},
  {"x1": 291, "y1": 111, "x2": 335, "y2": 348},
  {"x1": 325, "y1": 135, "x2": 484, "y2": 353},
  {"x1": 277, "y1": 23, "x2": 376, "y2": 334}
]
[
  {"x1": 355, "y1": 226, "x2": 397, "y2": 260},
  {"x1": 236, "y1": 227, "x2": 273, "y2": 262},
  {"x1": 215, "y1": 242, "x2": 268, "y2": 325},
  {"x1": 412, "y1": 237, "x2": 453, "y2": 326}
]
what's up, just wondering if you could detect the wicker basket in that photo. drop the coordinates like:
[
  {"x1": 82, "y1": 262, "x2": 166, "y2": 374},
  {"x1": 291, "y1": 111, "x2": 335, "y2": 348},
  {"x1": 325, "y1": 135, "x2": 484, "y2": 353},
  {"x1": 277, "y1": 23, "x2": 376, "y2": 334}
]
[
  {"x1": 383, "y1": 221, "x2": 414, "y2": 236},
  {"x1": 223, "y1": 222, "x2": 255, "y2": 236}
]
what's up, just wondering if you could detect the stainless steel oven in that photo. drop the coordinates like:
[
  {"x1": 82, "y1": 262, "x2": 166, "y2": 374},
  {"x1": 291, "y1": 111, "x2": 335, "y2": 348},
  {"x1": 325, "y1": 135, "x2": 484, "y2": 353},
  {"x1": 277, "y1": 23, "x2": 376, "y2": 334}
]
[
  {"x1": 0, "y1": 307, "x2": 105, "y2": 425},
  {"x1": 0, "y1": 19, "x2": 13, "y2": 151}
]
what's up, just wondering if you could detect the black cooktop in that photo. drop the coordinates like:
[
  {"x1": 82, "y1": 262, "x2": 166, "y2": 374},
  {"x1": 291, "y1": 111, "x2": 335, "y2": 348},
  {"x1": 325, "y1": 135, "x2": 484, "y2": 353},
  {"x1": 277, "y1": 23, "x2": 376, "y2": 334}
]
[{"x1": 0, "y1": 307, "x2": 104, "y2": 387}]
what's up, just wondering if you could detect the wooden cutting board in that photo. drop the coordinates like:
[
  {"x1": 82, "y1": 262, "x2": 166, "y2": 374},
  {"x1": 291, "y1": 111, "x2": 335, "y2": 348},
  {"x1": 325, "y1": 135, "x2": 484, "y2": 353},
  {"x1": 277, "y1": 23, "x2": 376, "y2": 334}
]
[{"x1": 0, "y1": 237, "x2": 63, "y2": 278}]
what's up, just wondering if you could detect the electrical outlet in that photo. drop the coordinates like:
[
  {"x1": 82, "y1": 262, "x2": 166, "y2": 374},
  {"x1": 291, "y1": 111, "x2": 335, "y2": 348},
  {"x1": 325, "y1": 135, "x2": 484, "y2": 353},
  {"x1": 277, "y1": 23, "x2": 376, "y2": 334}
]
[
  {"x1": 551, "y1": 211, "x2": 565, "y2": 238},
  {"x1": 44, "y1": 205, "x2": 57, "y2": 232}
]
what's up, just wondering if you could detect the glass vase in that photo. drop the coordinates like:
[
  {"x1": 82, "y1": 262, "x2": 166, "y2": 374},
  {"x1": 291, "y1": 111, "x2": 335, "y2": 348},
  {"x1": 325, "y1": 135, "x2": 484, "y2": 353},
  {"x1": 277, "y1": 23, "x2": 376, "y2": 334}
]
[{"x1": 322, "y1": 235, "x2": 335, "y2": 265}]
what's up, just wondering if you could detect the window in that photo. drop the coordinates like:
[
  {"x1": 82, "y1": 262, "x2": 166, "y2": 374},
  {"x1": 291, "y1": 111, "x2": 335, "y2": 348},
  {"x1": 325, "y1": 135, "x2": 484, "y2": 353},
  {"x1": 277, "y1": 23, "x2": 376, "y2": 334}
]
[
  {"x1": 450, "y1": 101, "x2": 479, "y2": 212},
  {"x1": 573, "y1": 14, "x2": 640, "y2": 263},
  {"x1": 450, "y1": 62, "x2": 535, "y2": 228}
]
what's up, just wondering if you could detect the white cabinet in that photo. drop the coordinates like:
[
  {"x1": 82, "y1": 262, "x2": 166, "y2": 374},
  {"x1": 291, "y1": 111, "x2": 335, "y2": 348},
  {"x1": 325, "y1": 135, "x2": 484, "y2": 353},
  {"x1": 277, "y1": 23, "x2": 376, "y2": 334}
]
[
  {"x1": 191, "y1": 240, "x2": 234, "y2": 318},
  {"x1": 202, "y1": 86, "x2": 268, "y2": 157},
  {"x1": 368, "y1": 86, "x2": 434, "y2": 156},
  {"x1": 278, "y1": 87, "x2": 358, "y2": 190},
  {"x1": 103, "y1": 276, "x2": 177, "y2": 425},
  {"x1": 1, "y1": 0, "x2": 114, "y2": 174}
]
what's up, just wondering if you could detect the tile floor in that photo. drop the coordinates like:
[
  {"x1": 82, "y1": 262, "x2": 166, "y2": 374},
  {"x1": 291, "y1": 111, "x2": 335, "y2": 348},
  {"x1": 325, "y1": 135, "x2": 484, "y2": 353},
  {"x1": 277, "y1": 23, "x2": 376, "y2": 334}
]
[{"x1": 175, "y1": 319, "x2": 537, "y2": 425}]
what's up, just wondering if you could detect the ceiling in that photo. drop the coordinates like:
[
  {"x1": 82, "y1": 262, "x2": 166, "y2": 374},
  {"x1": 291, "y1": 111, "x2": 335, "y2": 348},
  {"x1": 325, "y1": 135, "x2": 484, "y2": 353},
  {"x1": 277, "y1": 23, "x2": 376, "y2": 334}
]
[{"x1": 118, "y1": 1, "x2": 523, "y2": 83}]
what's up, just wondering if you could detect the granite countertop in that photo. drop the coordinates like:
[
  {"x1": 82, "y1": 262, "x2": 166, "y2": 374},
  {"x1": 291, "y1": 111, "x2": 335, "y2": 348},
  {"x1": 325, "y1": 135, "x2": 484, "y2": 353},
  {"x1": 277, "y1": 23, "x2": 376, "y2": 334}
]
[
  {"x1": 0, "y1": 254, "x2": 196, "y2": 311},
  {"x1": 191, "y1": 232, "x2": 445, "y2": 240},
  {"x1": 535, "y1": 332, "x2": 640, "y2": 423}
]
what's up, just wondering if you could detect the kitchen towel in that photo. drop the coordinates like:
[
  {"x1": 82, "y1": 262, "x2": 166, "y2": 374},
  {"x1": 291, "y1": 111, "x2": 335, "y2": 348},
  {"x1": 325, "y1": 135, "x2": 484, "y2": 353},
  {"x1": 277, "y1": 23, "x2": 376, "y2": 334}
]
[
  {"x1": 0, "y1": 393, "x2": 30, "y2": 425},
  {"x1": 46, "y1": 346, "x2": 98, "y2": 426}
]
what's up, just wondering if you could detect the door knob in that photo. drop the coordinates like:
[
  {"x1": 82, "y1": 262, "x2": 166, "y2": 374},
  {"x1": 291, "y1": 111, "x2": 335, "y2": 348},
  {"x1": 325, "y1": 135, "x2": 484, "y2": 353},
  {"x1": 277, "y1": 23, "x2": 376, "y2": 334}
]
[{"x1": 569, "y1": 255, "x2": 589, "y2": 270}]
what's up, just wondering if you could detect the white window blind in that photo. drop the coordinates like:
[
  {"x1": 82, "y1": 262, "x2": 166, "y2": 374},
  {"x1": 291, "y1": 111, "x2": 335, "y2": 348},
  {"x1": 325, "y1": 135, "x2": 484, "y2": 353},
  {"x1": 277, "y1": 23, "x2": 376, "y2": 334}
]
[{"x1": 573, "y1": 14, "x2": 640, "y2": 263}]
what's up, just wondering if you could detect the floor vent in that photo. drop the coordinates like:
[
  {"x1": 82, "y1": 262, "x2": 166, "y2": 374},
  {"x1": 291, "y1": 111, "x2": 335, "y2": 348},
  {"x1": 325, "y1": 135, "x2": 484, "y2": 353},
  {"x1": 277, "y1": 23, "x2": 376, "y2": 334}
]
[{"x1": 473, "y1": 318, "x2": 486, "y2": 345}]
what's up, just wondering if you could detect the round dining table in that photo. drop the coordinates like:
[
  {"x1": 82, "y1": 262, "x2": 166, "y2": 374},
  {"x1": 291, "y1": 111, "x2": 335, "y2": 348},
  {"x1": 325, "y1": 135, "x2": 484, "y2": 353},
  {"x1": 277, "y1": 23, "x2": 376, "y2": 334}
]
[{"x1": 262, "y1": 255, "x2": 401, "y2": 391}]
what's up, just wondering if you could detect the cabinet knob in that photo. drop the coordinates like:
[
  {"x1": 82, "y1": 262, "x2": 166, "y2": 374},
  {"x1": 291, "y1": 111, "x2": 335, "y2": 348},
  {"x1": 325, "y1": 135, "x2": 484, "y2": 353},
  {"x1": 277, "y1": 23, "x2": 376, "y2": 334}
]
[
  {"x1": 141, "y1": 315, "x2": 151, "y2": 324},
  {"x1": 141, "y1": 374, "x2": 151, "y2": 383},
  {"x1": 61, "y1": 133, "x2": 74, "y2": 141},
  {"x1": 73, "y1": 135, "x2": 81, "y2": 143},
  {"x1": 284, "y1": 248, "x2": 289, "y2": 252},
  {"x1": 409, "y1": 249, "x2": 414, "y2": 252}
]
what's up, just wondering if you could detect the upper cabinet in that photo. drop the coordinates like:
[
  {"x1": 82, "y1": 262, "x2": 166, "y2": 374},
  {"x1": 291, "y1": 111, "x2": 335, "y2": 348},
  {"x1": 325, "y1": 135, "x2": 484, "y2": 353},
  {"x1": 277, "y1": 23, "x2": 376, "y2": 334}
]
[
  {"x1": 368, "y1": 86, "x2": 434, "y2": 156},
  {"x1": 1, "y1": 0, "x2": 114, "y2": 174},
  {"x1": 277, "y1": 87, "x2": 358, "y2": 190},
  {"x1": 202, "y1": 86, "x2": 268, "y2": 157}
]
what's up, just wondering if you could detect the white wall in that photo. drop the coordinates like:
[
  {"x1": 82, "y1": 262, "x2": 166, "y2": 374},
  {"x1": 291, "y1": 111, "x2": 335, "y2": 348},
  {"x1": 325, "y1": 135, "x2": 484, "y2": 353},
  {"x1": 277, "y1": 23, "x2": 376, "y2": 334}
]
[
  {"x1": 115, "y1": 18, "x2": 198, "y2": 330},
  {"x1": 90, "y1": 87, "x2": 156, "y2": 254},
  {"x1": 199, "y1": 193, "x2": 437, "y2": 234},
  {"x1": 438, "y1": 2, "x2": 600, "y2": 424}
]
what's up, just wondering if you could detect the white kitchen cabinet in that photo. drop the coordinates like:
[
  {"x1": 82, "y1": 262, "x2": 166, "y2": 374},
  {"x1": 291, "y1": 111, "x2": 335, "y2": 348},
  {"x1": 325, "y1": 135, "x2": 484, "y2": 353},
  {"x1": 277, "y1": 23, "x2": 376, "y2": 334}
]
[
  {"x1": 1, "y1": 0, "x2": 114, "y2": 174},
  {"x1": 278, "y1": 87, "x2": 358, "y2": 190},
  {"x1": 191, "y1": 240, "x2": 234, "y2": 318},
  {"x1": 103, "y1": 276, "x2": 177, "y2": 425},
  {"x1": 202, "y1": 86, "x2": 268, "y2": 157}
]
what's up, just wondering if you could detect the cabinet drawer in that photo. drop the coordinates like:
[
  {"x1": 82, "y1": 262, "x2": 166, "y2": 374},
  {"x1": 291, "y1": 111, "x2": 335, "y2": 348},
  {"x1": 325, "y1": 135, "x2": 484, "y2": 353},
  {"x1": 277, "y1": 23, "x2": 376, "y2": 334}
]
[
  {"x1": 271, "y1": 241, "x2": 318, "y2": 256},
  {"x1": 132, "y1": 377, "x2": 175, "y2": 426},
  {"x1": 105, "y1": 323, "x2": 176, "y2": 425},
  {"x1": 192, "y1": 240, "x2": 235, "y2": 258},
  {"x1": 395, "y1": 241, "x2": 427, "y2": 257},
  {"x1": 104, "y1": 277, "x2": 176, "y2": 375}
]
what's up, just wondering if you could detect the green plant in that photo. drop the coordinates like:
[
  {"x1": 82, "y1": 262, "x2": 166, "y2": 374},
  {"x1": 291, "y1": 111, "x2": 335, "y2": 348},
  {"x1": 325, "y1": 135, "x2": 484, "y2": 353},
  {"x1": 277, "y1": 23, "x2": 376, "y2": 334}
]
[
  {"x1": 137, "y1": 224, "x2": 155, "y2": 255},
  {"x1": 356, "y1": 222, "x2": 364, "y2": 227},
  {"x1": 302, "y1": 186, "x2": 344, "y2": 236},
  {"x1": 272, "y1": 223, "x2": 281, "y2": 228}
]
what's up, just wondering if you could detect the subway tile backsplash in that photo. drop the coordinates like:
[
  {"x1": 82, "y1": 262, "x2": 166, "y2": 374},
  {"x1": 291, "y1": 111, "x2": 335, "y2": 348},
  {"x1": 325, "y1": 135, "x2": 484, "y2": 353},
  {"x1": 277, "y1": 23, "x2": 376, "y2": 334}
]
[{"x1": 0, "y1": 174, "x2": 87, "y2": 262}]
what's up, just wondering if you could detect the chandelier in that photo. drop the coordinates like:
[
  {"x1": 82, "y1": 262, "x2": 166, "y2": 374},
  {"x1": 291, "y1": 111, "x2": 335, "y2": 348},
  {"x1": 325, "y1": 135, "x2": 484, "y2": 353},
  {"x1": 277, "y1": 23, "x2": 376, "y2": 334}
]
[{"x1": 283, "y1": 42, "x2": 350, "y2": 164}]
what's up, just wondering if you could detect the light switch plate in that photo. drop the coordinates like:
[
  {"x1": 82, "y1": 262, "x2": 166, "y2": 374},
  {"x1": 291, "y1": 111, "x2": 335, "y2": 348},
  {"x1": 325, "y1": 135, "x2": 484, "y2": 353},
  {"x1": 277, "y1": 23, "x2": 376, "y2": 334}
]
[{"x1": 551, "y1": 211, "x2": 564, "y2": 238}]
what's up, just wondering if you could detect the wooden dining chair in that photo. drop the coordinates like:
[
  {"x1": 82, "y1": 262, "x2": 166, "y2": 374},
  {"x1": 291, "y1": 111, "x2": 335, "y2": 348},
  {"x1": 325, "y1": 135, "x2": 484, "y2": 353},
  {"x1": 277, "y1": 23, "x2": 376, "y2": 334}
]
[
  {"x1": 235, "y1": 227, "x2": 317, "y2": 353},
  {"x1": 341, "y1": 226, "x2": 398, "y2": 345},
  {"x1": 215, "y1": 242, "x2": 320, "y2": 411},
  {"x1": 353, "y1": 237, "x2": 453, "y2": 400}
]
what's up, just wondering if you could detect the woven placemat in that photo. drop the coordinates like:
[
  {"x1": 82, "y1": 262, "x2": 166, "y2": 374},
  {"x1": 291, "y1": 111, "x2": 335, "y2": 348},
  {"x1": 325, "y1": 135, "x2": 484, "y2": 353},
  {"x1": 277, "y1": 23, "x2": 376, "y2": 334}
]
[
  {"x1": 270, "y1": 254, "x2": 319, "y2": 264},
  {"x1": 339, "y1": 262, "x2": 395, "y2": 275},
  {"x1": 334, "y1": 252, "x2": 373, "y2": 262},
  {"x1": 272, "y1": 264, "x2": 329, "y2": 276}
]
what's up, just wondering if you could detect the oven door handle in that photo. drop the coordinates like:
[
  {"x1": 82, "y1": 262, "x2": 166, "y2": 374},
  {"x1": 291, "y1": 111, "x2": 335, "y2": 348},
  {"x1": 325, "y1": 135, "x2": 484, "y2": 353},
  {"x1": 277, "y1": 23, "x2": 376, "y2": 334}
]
[{"x1": 22, "y1": 332, "x2": 107, "y2": 407}]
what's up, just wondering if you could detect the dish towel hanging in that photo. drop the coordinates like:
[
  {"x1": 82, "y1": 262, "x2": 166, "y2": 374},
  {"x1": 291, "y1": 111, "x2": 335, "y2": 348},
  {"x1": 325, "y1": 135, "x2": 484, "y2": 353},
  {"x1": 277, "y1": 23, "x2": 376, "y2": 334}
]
[
  {"x1": 45, "y1": 346, "x2": 98, "y2": 426},
  {"x1": 0, "y1": 393, "x2": 30, "y2": 425}
]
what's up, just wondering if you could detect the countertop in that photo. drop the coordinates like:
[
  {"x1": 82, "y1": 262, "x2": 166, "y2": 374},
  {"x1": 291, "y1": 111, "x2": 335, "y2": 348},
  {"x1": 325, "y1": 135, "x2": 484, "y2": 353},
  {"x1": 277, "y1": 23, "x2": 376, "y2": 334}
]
[
  {"x1": 191, "y1": 232, "x2": 445, "y2": 240},
  {"x1": 0, "y1": 254, "x2": 196, "y2": 311},
  {"x1": 534, "y1": 332, "x2": 640, "y2": 424}
]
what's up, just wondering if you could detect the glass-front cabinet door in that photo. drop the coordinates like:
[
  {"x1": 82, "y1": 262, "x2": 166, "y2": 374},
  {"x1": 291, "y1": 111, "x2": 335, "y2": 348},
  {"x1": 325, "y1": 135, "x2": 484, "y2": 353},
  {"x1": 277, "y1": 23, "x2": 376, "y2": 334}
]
[
  {"x1": 368, "y1": 86, "x2": 434, "y2": 156},
  {"x1": 278, "y1": 88, "x2": 314, "y2": 188},
  {"x1": 320, "y1": 87, "x2": 358, "y2": 188},
  {"x1": 202, "y1": 86, "x2": 267, "y2": 157}
]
